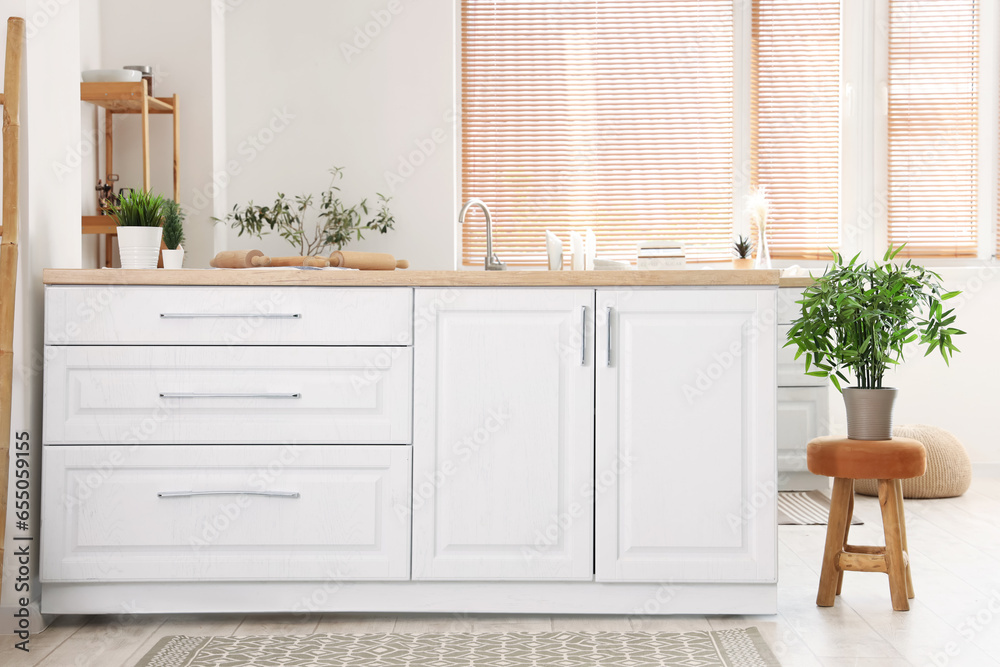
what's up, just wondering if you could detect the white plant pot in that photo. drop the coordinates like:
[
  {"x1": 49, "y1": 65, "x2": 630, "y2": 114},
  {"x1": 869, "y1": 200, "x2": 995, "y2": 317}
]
[
  {"x1": 117, "y1": 226, "x2": 162, "y2": 269},
  {"x1": 161, "y1": 246, "x2": 184, "y2": 269}
]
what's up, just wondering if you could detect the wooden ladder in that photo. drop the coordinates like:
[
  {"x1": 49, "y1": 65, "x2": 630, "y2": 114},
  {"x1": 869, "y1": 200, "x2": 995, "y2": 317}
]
[{"x1": 0, "y1": 16, "x2": 25, "y2": 586}]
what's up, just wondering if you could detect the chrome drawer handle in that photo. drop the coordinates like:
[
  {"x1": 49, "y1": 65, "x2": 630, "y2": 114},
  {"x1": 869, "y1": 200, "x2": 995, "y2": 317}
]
[
  {"x1": 606, "y1": 306, "x2": 613, "y2": 367},
  {"x1": 159, "y1": 392, "x2": 301, "y2": 399},
  {"x1": 159, "y1": 313, "x2": 302, "y2": 319},
  {"x1": 580, "y1": 305, "x2": 588, "y2": 366},
  {"x1": 158, "y1": 490, "x2": 300, "y2": 499}
]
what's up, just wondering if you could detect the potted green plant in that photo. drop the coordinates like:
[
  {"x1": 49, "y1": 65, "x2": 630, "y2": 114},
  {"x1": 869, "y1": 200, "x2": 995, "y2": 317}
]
[
  {"x1": 111, "y1": 189, "x2": 165, "y2": 269},
  {"x1": 220, "y1": 166, "x2": 395, "y2": 257},
  {"x1": 732, "y1": 234, "x2": 754, "y2": 269},
  {"x1": 161, "y1": 199, "x2": 185, "y2": 269},
  {"x1": 784, "y1": 245, "x2": 964, "y2": 440}
]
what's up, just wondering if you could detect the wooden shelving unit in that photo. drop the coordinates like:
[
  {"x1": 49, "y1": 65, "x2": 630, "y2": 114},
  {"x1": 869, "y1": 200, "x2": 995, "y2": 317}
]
[{"x1": 81, "y1": 80, "x2": 179, "y2": 267}]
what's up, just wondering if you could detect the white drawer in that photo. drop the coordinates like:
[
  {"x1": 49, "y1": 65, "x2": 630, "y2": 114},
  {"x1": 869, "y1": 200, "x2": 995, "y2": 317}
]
[
  {"x1": 45, "y1": 286, "x2": 412, "y2": 345},
  {"x1": 777, "y1": 324, "x2": 827, "y2": 387},
  {"x1": 44, "y1": 346, "x2": 412, "y2": 445},
  {"x1": 777, "y1": 287, "x2": 805, "y2": 324},
  {"x1": 777, "y1": 386, "x2": 829, "y2": 471},
  {"x1": 41, "y1": 445, "x2": 411, "y2": 581}
]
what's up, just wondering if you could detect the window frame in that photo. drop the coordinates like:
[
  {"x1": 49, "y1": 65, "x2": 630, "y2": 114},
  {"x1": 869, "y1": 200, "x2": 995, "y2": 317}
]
[{"x1": 455, "y1": 0, "x2": 1000, "y2": 270}]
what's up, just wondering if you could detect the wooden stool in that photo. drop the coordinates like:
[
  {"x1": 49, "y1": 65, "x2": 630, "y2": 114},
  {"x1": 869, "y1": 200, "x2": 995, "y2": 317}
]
[{"x1": 807, "y1": 436, "x2": 926, "y2": 611}]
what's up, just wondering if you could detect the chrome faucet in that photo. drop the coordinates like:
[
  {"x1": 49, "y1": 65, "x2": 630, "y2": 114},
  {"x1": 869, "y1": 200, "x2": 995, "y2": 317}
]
[{"x1": 459, "y1": 198, "x2": 507, "y2": 271}]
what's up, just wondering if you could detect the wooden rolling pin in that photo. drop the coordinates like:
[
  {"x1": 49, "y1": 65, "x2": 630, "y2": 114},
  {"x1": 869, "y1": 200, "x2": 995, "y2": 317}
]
[
  {"x1": 210, "y1": 250, "x2": 270, "y2": 268},
  {"x1": 269, "y1": 256, "x2": 331, "y2": 268},
  {"x1": 329, "y1": 251, "x2": 409, "y2": 270}
]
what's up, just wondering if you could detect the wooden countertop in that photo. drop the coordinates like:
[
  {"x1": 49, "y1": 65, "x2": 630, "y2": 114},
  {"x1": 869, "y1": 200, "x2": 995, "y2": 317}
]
[
  {"x1": 778, "y1": 276, "x2": 818, "y2": 288},
  {"x1": 44, "y1": 268, "x2": 785, "y2": 287}
]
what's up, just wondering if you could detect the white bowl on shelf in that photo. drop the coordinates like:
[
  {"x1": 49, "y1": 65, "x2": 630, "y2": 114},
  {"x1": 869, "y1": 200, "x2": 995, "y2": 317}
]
[{"x1": 82, "y1": 69, "x2": 142, "y2": 83}]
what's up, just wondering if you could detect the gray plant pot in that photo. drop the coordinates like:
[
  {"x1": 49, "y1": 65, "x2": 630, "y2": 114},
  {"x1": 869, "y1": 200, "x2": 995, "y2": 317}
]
[{"x1": 843, "y1": 387, "x2": 897, "y2": 441}]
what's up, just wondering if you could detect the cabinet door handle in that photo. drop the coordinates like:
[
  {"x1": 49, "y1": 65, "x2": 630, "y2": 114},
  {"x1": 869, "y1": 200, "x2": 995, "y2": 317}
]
[
  {"x1": 606, "y1": 306, "x2": 613, "y2": 367},
  {"x1": 581, "y1": 306, "x2": 588, "y2": 366},
  {"x1": 158, "y1": 490, "x2": 300, "y2": 499},
  {"x1": 159, "y1": 392, "x2": 301, "y2": 399},
  {"x1": 159, "y1": 313, "x2": 302, "y2": 319}
]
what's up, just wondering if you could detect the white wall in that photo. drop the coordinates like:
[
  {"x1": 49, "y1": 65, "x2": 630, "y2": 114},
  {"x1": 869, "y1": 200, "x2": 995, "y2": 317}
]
[
  {"x1": 224, "y1": 0, "x2": 457, "y2": 269},
  {"x1": 96, "y1": 0, "x2": 223, "y2": 269},
  {"x1": 0, "y1": 0, "x2": 82, "y2": 630},
  {"x1": 79, "y1": 0, "x2": 100, "y2": 266}
]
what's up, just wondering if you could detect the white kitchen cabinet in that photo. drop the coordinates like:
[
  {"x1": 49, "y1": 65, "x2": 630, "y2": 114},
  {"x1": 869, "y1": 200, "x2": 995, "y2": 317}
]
[
  {"x1": 42, "y1": 278, "x2": 779, "y2": 614},
  {"x1": 41, "y1": 445, "x2": 412, "y2": 581},
  {"x1": 412, "y1": 289, "x2": 595, "y2": 580},
  {"x1": 595, "y1": 289, "x2": 777, "y2": 582},
  {"x1": 777, "y1": 287, "x2": 829, "y2": 491},
  {"x1": 777, "y1": 387, "x2": 830, "y2": 490}
]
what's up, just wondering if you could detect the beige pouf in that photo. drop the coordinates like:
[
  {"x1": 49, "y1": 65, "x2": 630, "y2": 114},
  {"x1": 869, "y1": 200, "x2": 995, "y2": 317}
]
[{"x1": 855, "y1": 424, "x2": 972, "y2": 498}]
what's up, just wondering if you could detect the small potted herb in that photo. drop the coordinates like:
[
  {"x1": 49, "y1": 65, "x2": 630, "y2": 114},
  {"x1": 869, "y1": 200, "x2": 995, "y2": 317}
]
[
  {"x1": 111, "y1": 189, "x2": 165, "y2": 269},
  {"x1": 784, "y1": 245, "x2": 964, "y2": 440},
  {"x1": 161, "y1": 200, "x2": 185, "y2": 269},
  {"x1": 732, "y1": 234, "x2": 754, "y2": 269}
]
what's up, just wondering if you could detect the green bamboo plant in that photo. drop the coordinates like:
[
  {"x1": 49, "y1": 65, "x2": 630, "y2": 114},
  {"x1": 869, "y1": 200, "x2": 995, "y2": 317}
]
[
  {"x1": 110, "y1": 189, "x2": 165, "y2": 227},
  {"x1": 784, "y1": 245, "x2": 964, "y2": 392}
]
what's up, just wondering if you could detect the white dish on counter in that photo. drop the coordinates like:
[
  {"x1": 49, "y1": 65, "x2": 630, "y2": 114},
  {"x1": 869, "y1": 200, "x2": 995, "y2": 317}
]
[{"x1": 82, "y1": 69, "x2": 142, "y2": 83}]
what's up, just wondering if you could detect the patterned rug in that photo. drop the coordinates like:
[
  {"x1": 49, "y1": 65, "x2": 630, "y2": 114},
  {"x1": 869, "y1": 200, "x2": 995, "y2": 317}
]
[
  {"x1": 135, "y1": 629, "x2": 780, "y2": 666},
  {"x1": 778, "y1": 490, "x2": 863, "y2": 526}
]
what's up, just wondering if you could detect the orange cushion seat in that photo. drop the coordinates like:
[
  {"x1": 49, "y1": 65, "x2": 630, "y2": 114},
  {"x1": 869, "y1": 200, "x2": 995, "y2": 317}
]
[{"x1": 807, "y1": 436, "x2": 926, "y2": 480}]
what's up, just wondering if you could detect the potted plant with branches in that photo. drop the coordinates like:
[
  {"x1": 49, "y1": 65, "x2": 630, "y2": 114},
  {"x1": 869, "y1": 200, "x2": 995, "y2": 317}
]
[
  {"x1": 784, "y1": 245, "x2": 964, "y2": 440},
  {"x1": 220, "y1": 166, "x2": 395, "y2": 258}
]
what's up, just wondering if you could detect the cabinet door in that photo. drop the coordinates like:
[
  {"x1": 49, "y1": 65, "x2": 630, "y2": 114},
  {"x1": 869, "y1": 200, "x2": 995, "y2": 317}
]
[
  {"x1": 596, "y1": 289, "x2": 776, "y2": 582},
  {"x1": 412, "y1": 289, "x2": 594, "y2": 580}
]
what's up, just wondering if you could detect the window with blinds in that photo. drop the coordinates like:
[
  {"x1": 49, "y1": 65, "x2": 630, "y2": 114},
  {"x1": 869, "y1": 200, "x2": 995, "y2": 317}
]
[
  {"x1": 888, "y1": 0, "x2": 979, "y2": 257},
  {"x1": 460, "y1": 0, "x2": 735, "y2": 266},
  {"x1": 751, "y1": 0, "x2": 841, "y2": 259}
]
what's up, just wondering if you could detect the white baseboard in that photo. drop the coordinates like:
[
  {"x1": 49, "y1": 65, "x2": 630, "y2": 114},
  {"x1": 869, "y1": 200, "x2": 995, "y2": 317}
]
[{"x1": 41, "y1": 581, "x2": 778, "y2": 616}]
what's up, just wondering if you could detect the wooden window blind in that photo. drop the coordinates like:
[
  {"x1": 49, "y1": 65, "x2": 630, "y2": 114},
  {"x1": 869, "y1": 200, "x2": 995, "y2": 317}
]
[
  {"x1": 888, "y1": 0, "x2": 979, "y2": 257},
  {"x1": 751, "y1": 0, "x2": 841, "y2": 259},
  {"x1": 460, "y1": 1, "x2": 735, "y2": 266}
]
